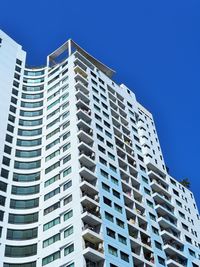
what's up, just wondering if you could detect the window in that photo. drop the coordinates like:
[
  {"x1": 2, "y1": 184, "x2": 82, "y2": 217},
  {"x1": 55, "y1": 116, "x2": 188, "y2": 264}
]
[
  {"x1": 11, "y1": 185, "x2": 39, "y2": 195},
  {"x1": 45, "y1": 150, "x2": 60, "y2": 162},
  {"x1": 106, "y1": 228, "x2": 115, "y2": 239},
  {"x1": 108, "y1": 245, "x2": 118, "y2": 257},
  {"x1": 105, "y1": 211, "x2": 113, "y2": 222},
  {"x1": 112, "y1": 189, "x2": 120, "y2": 199},
  {"x1": 120, "y1": 251, "x2": 129, "y2": 262},
  {"x1": 103, "y1": 196, "x2": 112, "y2": 207},
  {"x1": 102, "y1": 182, "x2": 110, "y2": 192},
  {"x1": 43, "y1": 217, "x2": 60, "y2": 231},
  {"x1": 63, "y1": 154, "x2": 71, "y2": 164},
  {"x1": 45, "y1": 161, "x2": 60, "y2": 174},
  {"x1": 43, "y1": 233, "x2": 60, "y2": 248},
  {"x1": 116, "y1": 218, "x2": 124, "y2": 228},
  {"x1": 21, "y1": 101, "x2": 43, "y2": 108},
  {"x1": 13, "y1": 172, "x2": 40, "y2": 182},
  {"x1": 44, "y1": 202, "x2": 60, "y2": 215},
  {"x1": 17, "y1": 138, "x2": 41, "y2": 147},
  {"x1": 44, "y1": 174, "x2": 60, "y2": 187},
  {"x1": 64, "y1": 180, "x2": 72, "y2": 190},
  {"x1": 114, "y1": 203, "x2": 122, "y2": 213},
  {"x1": 7, "y1": 228, "x2": 38, "y2": 240},
  {"x1": 158, "y1": 256, "x2": 165, "y2": 266},
  {"x1": 64, "y1": 243, "x2": 74, "y2": 255},
  {"x1": 63, "y1": 167, "x2": 72, "y2": 177},
  {"x1": 64, "y1": 210, "x2": 73, "y2": 221},
  {"x1": 111, "y1": 176, "x2": 118, "y2": 185},
  {"x1": 46, "y1": 138, "x2": 60, "y2": 150},
  {"x1": 18, "y1": 128, "x2": 42, "y2": 137},
  {"x1": 44, "y1": 187, "x2": 60, "y2": 201},
  {"x1": 118, "y1": 234, "x2": 127, "y2": 245},
  {"x1": 5, "y1": 244, "x2": 37, "y2": 257},
  {"x1": 8, "y1": 213, "x2": 38, "y2": 224},
  {"x1": 155, "y1": 241, "x2": 162, "y2": 250},
  {"x1": 16, "y1": 149, "x2": 41, "y2": 158},
  {"x1": 109, "y1": 164, "x2": 116, "y2": 172},
  {"x1": 10, "y1": 198, "x2": 39, "y2": 209},
  {"x1": 64, "y1": 195, "x2": 72, "y2": 205},
  {"x1": 1, "y1": 168, "x2": 9, "y2": 179},
  {"x1": 64, "y1": 226, "x2": 73, "y2": 238},
  {"x1": 100, "y1": 169, "x2": 108, "y2": 178},
  {"x1": 42, "y1": 251, "x2": 60, "y2": 266}
]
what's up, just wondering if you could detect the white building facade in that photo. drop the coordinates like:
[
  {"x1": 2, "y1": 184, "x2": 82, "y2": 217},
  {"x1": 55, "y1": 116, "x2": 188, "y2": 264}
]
[{"x1": 0, "y1": 30, "x2": 200, "y2": 267}]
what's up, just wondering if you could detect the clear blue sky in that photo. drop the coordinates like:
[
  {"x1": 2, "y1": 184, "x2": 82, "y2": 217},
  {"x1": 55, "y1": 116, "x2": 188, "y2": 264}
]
[{"x1": 1, "y1": 0, "x2": 200, "y2": 208}]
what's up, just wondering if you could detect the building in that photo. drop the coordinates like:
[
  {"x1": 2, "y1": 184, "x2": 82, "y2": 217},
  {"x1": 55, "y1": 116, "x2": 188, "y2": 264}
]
[{"x1": 0, "y1": 30, "x2": 200, "y2": 267}]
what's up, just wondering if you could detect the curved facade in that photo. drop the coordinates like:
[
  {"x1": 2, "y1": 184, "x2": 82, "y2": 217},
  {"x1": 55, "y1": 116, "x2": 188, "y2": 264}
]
[{"x1": 0, "y1": 30, "x2": 200, "y2": 267}]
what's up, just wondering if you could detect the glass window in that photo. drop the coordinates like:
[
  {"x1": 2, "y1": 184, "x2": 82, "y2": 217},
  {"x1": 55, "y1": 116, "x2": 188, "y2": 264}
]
[
  {"x1": 21, "y1": 93, "x2": 43, "y2": 100},
  {"x1": 46, "y1": 138, "x2": 60, "y2": 150},
  {"x1": 44, "y1": 174, "x2": 60, "y2": 187},
  {"x1": 18, "y1": 128, "x2": 42, "y2": 136},
  {"x1": 108, "y1": 245, "x2": 118, "y2": 257},
  {"x1": 13, "y1": 172, "x2": 40, "y2": 182},
  {"x1": 17, "y1": 138, "x2": 41, "y2": 147},
  {"x1": 19, "y1": 118, "x2": 42, "y2": 127},
  {"x1": 44, "y1": 202, "x2": 60, "y2": 215},
  {"x1": 21, "y1": 101, "x2": 43, "y2": 108},
  {"x1": 45, "y1": 162, "x2": 60, "y2": 174},
  {"x1": 15, "y1": 149, "x2": 41, "y2": 158},
  {"x1": 8, "y1": 213, "x2": 38, "y2": 224},
  {"x1": 42, "y1": 251, "x2": 60, "y2": 266},
  {"x1": 44, "y1": 187, "x2": 60, "y2": 201},
  {"x1": 64, "y1": 210, "x2": 73, "y2": 221},
  {"x1": 43, "y1": 217, "x2": 60, "y2": 231},
  {"x1": 3, "y1": 262, "x2": 36, "y2": 267},
  {"x1": 11, "y1": 185, "x2": 39, "y2": 195},
  {"x1": 14, "y1": 160, "x2": 41, "y2": 169},
  {"x1": 64, "y1": 226, "x2": 73, "y2": 238},
  {"x1": 10, "y1": 198, "x2": 39, "y2": 209},
  {"x1": 7, "y1": 228, "x2": 38, "y2": 240},
  {"x1": 64, "y1": 243, "x2": 74, "y2": 256},
  {"x1": 43, "y1": 233, "x2": 60, "y2": 248},
  {"x1": 23, "y1": 86, "x2": 43, "y2": 92},
  {"x1": 5, "y1": 244, "x2": 37, "y2": 257}
]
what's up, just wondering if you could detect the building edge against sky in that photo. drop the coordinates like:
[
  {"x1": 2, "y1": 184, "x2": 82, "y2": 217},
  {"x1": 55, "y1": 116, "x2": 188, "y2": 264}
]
[{"x1": 0, "y1": 29, "x2": 200, "y2": 267}]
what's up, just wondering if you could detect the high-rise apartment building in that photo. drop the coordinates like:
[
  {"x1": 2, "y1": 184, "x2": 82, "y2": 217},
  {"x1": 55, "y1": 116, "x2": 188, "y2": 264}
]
[{"x1": 0, "y1": 30, "x2": 200, "y2": 267}]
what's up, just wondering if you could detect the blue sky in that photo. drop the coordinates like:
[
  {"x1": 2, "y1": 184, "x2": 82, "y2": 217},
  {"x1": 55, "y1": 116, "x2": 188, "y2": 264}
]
[{"x1": 1, "y1": 0, "x2": 200, "y2": 208}]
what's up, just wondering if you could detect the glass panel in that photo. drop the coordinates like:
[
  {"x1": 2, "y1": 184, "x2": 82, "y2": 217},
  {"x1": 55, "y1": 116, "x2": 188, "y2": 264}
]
[
  {"x1": 8, "y1": 213, "x2": 38, "y2": 224},
  {"x1": 5, "y1": 244, "x2": 37, "y2": 257},
  {"x1": 13, "y1": 172, "x2": 40, "y2": 182}
]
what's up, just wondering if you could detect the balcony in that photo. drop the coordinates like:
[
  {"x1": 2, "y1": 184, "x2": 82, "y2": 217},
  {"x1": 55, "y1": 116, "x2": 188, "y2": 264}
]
[
  {"x1": 82, "y1": 224, "x2": 103, "y2": 244},
  {"x1": 77, "y1": 118, "x2": 92, "y2": 133},
  {"x1": 79, "y1": 150, "x2": 95, "y2": 169},
  {"x1": 74, "y1": 65, "x2": 88, "y2": 80},
  {"x1": 155, "y1": 204, "x2": 175, "y2": 219},
  {"x1": 76, "y1": 100, "x2": 91, "y2": 123},
  {"x1": 86, "y1": 259, "x2": 104, "y2": 267},
  {"x1": 74, "y1": 57, "x2": 87, "y2": 71},
  {"x1": 152, "y1": 191, "x2": 173, "y2": 209},
  {"x1": 80, "y1": 180, "x2": 98, "y2": 197},
  {"x1": 82, "y1": 208, "x2": 102, "y2": 226},
  {"x1": 79, "y1": 166, "x2": 97, "y2": 182},
  {"x1": 76, "y1": 90, "x2": 90, "y2": 104},
  {"x1": 150, "y1": 179, "x2": 170, "y2": 197},
  {"x1": 78, "y1": 130, "x2": 93, "y2": 147},
  {"x1": 75, "y1": 79, "x2": 89, "y2": 95},
  {"x1": 166, "y1": 256, "x2": 187, "y2": 267},
  {"x1": 157, "y1": 217, "x2": 180, "y2": 234},
  {"x1": 83, "y1": 240, "x2": 104, "y2": 262}
]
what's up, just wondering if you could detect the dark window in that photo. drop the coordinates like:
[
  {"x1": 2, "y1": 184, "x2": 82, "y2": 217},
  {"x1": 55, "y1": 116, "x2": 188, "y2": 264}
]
[
  {"x1": 6, "y1": 134, "x2": 13, "y2": 143},
  {"x1": 7, "y1": 228, "x2": 38, "y2": 240},
  {"x1": 12, "y1": 88, "x2": 19, "y2": 96},
  {"x1": 1, "y1": 168, "x2": 9, "y2": 179},
  {"x1": 0, "y1": 195, "x2": 6, "y2": 206},
  {"x1": 15, "y1": 66, "x2": 21, "y2": 73},
  {"x1": 11, "y1": 96, "x2": 17, "y2": 105},
  {"x1": 8, "y1": 114, "x2": 15, "y2": 123},
  {"x1": 16, "y1": 59, "x2": 22, "y2": 65},
  {"x1": 7, "y1": 124, "x2": 14, "y2": 133},
  {"x1": 0, "y1": 181, "x2": 7, "y2": 192},
  {"x1": 2, "y1": 156, "x2": 10, "y2": 166},
  {"x1": 5, "y1": 244, "x2": 37, "y2": 257},
  {"x1": 4, "y1": 145, "x2": 12, "y2": 155},
  {"x1": 13, "y1": 80, "x2": 19, "y2": 88},
  {"x1": 8, "y1": 212, "x2": 38, "y2": 224}
]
